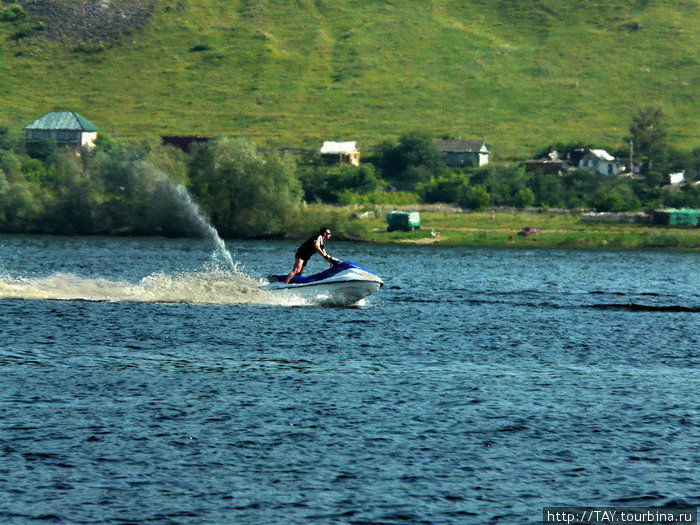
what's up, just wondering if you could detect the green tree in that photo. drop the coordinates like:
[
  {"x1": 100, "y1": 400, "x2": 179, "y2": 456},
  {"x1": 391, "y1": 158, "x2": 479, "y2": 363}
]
[
  {"x1": 298, "y1": 163, "x2": 384, "y2": 204},
  {"x1": 416, "y1": 172, "x2": 468, "y2": 204},
  {"x1": 93, "y1": 132, "x2": 122, "y2": 154},
  {"x1": 592, "y1": 191, "x2": 626, "y2": 212},
  {"x1": 458, "y1": 185, "x2": 491, "y2": 211},
  {"x1": 627, "y1": 106, "x2": 668, "y2": 171},
  {"x1": 26, "y1": 138, "x2": 58, "y2": 162},
  {"x1": 370, "y1": 131, "x2": 446, "y2": 190},
  {"x1": 0, "y1": 150, "x2": 45, "y2": 232},
  {"x1": 525, "y1": 172, "x2": 566, "y2": 208},
  {"x1": 513, "y1": 187, "x2": 535, "y2": 208},
  {"x1": 42, "y1": 150, "x2": 103, "y2": 234},
  {"x1": 189, "y1": 137, "x2": 303, "y2": 238},
  {"x1": 82, "y1": 140, "x2": 195, "y2": 236},
  {"x1": 0, "y1": 126, "x2": 13, "y2": 150},
  {"x1": 663, "y1": 184, "x2": 700, "y2": 208}
]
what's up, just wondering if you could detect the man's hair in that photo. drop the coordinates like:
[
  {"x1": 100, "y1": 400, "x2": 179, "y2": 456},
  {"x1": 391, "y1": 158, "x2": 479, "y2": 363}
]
[{"x1": 320, "y1": 227, "x2": 331, "y2": 235}]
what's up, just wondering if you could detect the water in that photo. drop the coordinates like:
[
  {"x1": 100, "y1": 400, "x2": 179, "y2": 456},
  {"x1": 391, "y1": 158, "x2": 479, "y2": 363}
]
[{"x1": 1, "y1": 235, "x2": 698, "y2": 524}]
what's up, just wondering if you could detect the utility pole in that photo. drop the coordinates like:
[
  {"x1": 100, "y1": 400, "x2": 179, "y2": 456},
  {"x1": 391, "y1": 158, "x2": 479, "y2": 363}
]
[{"x1": 629, "y1": 140, "x2": 634, "y2": 175}]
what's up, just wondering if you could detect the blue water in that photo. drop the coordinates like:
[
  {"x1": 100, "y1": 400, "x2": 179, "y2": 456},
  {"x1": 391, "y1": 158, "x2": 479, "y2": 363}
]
[{"x1": 1, "y1": 235, "x2": 699, "y2": 524}]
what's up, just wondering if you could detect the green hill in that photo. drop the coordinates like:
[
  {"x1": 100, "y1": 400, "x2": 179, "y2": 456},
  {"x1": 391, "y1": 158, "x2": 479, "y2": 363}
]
[{"x1": 1, "y1": 0, "x2": 698, "y2": 159}]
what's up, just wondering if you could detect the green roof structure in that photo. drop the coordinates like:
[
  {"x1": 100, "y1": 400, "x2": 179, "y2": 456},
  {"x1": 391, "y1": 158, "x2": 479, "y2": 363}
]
[{"x1": 24, "y1": 111, "x2": 98, "y2": 132}]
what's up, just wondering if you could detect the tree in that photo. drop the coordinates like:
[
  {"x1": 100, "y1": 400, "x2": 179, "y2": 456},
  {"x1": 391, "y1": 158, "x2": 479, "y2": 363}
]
[
  {"x1": 417, "y1": 172, "x2": 469, "y2": 204},
  {"x1": 0, "y1": 126, "x2": 13, "y2": 150},
  {"x1": 189, "y1": 137, "x2": 303, "y2": 238},
  {"x1": 370, "y1": 131, "x2": 446, "y2": 190},
  {"x1": 298, "y1": 163, "x2": 384, "y2": 204},
  {"x1": 458, "y1": 185, "x2": 491, "y2": 211},
  {"x1": 513, "y1": 187, "x2": 535, "y2": 208},
  {"x1": 627, "y1": 107, "x2": 668, "y2": 171}
]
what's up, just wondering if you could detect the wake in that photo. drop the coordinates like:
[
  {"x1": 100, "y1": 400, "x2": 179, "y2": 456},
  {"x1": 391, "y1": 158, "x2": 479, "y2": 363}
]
[
  {"x1": 0, "y1": 269, "x2": 300, "y2": 306},
  {"x1": 0, "y1": 183, "x2": 309, "y2": 306}
]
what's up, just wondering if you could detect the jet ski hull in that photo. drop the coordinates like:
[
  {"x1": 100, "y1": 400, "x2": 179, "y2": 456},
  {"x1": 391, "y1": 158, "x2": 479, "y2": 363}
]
[{"x1": 263, "y1": 261, "x2": 383, "y2": 306}]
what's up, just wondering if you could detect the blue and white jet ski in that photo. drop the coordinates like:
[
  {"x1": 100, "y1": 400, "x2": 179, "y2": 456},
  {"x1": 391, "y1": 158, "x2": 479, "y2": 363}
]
[{"x1": 264, "y1": 261, "x2": 383, "y2": 306}]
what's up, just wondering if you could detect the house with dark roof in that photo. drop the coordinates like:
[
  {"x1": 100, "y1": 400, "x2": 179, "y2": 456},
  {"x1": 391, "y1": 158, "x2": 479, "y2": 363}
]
[
  {"x1": 24, "y1": 111, "x2": 99, "y2": 151},
  {"x1": 525, "y1": 150, "x2": 568, "y2": 175},
  {"x1": 436, "y1": 139, "x2": 490, "y2": 168}
]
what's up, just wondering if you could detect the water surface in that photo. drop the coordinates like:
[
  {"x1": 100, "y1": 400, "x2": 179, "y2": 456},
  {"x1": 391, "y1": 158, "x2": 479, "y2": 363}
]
[{"x1": 1, "y1": 236, "x2": 698, "y2": 524}]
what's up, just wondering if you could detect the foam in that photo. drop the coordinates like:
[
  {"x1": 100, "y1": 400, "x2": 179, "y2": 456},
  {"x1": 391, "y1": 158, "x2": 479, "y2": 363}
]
[{"x1": 0, "y1": 269, "x2": 304, "y2": 306}]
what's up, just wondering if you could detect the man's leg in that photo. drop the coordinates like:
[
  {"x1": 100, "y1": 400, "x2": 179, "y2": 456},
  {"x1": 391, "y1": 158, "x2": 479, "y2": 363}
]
[{"x1": 284, "y1": 258, "x2": 305, "y2": 284}]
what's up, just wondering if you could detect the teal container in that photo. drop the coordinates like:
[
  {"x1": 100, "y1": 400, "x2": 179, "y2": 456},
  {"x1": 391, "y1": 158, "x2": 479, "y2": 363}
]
[
  {"x1": 652, "y1": 209, "x2": 699, "y2": 227},
  {"x1": 387, "y1": 211, "x2": 421, "y2": 231}
]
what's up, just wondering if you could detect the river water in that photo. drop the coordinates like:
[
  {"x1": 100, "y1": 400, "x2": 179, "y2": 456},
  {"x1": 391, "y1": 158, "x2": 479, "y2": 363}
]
[{"x1": 1, "y1": 235, "x2": 698, "y2": 524}]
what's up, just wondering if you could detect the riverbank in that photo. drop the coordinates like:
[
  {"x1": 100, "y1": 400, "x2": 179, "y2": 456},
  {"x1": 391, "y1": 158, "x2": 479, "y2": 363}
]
[
  {"x1": 2, "y1": 206, "x2": 697, "y2": 250},
  {"x1": 333, "y1": 206, "x2": 700, "y2": 250}
]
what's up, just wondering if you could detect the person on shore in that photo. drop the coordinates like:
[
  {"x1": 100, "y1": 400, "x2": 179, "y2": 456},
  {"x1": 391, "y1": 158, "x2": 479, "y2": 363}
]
[{"x1": 284, "y1": 227, "x2": 339, "y2": 283}]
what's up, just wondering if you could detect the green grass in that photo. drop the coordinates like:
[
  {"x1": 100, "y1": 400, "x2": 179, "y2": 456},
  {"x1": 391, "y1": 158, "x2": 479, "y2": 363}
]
[
  {"x1": 328, "y1": 207, "x2": 700, "y2": 250},
  {"x1": 0, "y1": 0, "x2": 698, "y2": 158}
]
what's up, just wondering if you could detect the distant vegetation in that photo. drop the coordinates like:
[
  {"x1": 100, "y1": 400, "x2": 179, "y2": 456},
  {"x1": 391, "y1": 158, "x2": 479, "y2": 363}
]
[
  {"x1": 1, "y1": 0, "x2": 698, "y2": 240},
  {"x1": 0, "y1": 0, "x2": 698, "y2": 158},
  {"x1": 0, "y1": 123, "x2": 698, "y2": 239}
]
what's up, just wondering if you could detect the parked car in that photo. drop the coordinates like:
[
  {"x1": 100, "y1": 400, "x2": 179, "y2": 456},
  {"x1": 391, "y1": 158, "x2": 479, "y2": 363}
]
[{"x1": 517, "y1": 227, "x2": 542, "y2": 237}]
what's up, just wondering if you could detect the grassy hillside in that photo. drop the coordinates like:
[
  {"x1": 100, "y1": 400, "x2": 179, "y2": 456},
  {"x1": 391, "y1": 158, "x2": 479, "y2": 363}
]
[{"x1": 1, "y1": 0, "x2": 698, "y2": 158}]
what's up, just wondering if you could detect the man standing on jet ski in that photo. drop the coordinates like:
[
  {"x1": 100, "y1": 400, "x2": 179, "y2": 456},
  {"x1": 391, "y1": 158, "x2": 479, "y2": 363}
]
[{"x1": 285, "y1": 227, "x2": 339, "y2": 283}]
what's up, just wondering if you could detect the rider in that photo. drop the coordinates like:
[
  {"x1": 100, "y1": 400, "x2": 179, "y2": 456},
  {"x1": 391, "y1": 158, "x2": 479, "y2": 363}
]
[{"x1": 285, "y1": 227, "x2": 339, "y2": 283}]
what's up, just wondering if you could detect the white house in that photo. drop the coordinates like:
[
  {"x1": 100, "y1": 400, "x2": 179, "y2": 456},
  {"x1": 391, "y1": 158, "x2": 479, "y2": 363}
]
[
  {"x1": 669, "y1": 172, "x2": 685, "y2": 185},
  {"x1": 24, "y1": 111, "x2": 98, "y2": 151},
  {"x1": 319, "y1": 141, "x2": 360, "y2": 166},
  {"x1": 578, "y1": 149, "x2": 624, "y2": 176}
]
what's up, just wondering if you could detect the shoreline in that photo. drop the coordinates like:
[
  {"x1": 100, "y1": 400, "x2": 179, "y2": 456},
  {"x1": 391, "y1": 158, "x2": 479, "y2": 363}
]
[
  {"x1": 344, "y1": 208, "x2": 700, "y2": 251},
  {"x1": 1, "y1": 209, "x2": 698, "y2": 251}
]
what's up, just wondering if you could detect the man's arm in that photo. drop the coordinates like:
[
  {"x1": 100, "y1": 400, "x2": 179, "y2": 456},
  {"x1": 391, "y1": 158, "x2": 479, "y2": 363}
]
[{"x1": 314, "y1": 236, "x2": 335, "y2": 263}]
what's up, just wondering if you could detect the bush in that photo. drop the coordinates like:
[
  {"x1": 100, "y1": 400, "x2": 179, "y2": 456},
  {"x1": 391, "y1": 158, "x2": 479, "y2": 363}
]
[
  {"x1": 10, "y1": 21, "x2": 43, "y2": 40},
  {"x1": 0, "y1": 126, "x2": 14, "y2": 150},
  {"x1": 0, "y1": 4, "x2": 27, "y2": 22},
  {"x1": 417, "y1": 172, "x2": 468, "y2": 204},
  {"x1": 298, "y1": 164, "x2": 384, "y2": 204},
  {"x1": 338, "y1": 189, "x2": 419, "y2": 206},
  {"x1": 73, "y1": 41, "x2": 107, "y2": 55},
  {"x1": 458, "y1": 185, "x2": 491, "y2": 211},
  {"x1": 592, "y1": 191, "x2": 626, "y2": 212},
  {"x1": 513, "y1": 187, "x2": 535, "y2": 208},
  {"x1": 289, "y1": 204, "x2": 366, "y2": 241}
]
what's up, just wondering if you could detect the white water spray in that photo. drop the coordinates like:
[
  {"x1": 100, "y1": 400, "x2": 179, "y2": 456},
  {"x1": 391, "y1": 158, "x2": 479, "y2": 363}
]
[{"x1": 175, "y1": 184, "x2": 235, "y2": 271}]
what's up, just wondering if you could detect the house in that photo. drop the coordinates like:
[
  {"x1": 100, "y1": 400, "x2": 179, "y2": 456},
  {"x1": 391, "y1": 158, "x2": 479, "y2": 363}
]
[
  {"x1": 669, "y1": 172, "x2": 685, "y2": 185},
  {"x1": 578, "y1": 149, "x2": 624, "y2": 176},
  {"x1": 435, "y1": 139, "x2": 490, "y2": 168},
  {"x1": 525, "y1": 150, "x2": 567, "y2": 174},
  {"x1": 319, "y1": 141, "x2": 360, "y2": 166},
  {"x1": 24, "y1": 111, "x2": 98, "y2": 151}
]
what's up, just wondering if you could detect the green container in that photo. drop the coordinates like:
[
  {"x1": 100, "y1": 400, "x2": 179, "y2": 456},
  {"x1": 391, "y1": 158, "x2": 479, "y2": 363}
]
[
  {"x1": 387, "y1": 211, "x2": 421, "y2": 231},
  {"x1": 653, "y1": 209, "x2": 699, "y2": 227}
]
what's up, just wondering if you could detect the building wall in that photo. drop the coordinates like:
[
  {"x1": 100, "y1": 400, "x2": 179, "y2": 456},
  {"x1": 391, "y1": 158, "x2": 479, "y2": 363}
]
[
  {"x1": 81, "y1": 132, "x2": 98, "y2": 150},
  {"x1": 579, "y1": 156, "x2": 622, "y2": 176},
  {"x1": 477, "y1": 151, "x2": 489, "y2": 167},
  {"x1": 320, "y1": 151, "x2": 360, "y2": 166},
  {"x1": 443, "y1": 150, "x2": 489, "y2": 168},
  {"x1": 26, "y1": 129, "x2": 97, "y2": 150}
]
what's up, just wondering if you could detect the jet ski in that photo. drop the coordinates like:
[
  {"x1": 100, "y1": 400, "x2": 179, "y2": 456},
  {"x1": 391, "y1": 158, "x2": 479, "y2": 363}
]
[{"x1": 263, "y1": 261, "x2": 384, "y2": 306}]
